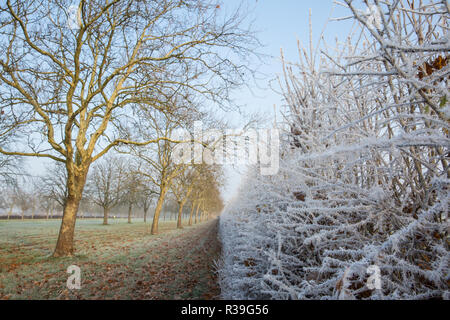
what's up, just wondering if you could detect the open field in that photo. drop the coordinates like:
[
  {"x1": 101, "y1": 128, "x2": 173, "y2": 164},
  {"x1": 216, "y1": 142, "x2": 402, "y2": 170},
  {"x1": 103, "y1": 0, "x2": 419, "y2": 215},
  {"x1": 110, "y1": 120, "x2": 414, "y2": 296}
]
[{"x1": 0, "y1": 218, "x2": 221, "y2": 300}]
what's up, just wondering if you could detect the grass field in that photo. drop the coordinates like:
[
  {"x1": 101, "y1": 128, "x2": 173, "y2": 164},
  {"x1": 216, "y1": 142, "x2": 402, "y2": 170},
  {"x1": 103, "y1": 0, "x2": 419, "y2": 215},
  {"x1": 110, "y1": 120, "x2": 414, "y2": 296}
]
[{"x1": 0, "y1": 218, "x2": 221, "y2": 300}]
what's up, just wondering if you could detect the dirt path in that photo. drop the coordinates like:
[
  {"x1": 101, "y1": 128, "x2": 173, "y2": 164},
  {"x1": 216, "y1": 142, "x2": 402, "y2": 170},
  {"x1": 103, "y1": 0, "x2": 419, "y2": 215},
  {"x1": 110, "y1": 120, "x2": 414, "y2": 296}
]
[{"x1": 128, "y1": 219, "x2": 222, "y2": 300}]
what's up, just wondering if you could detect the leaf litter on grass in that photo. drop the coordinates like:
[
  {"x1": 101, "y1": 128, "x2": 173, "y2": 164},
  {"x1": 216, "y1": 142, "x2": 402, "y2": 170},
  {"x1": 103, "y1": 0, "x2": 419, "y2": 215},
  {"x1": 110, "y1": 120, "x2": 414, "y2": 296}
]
[{"x1": 0, "y1": 219, "x2": 221, "y2": 300}]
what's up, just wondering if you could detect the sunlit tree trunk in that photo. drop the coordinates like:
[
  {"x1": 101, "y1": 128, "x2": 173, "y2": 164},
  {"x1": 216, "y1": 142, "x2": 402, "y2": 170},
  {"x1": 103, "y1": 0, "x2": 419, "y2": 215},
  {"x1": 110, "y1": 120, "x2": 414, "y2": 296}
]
[
  {"x1": 199, "y1": 202, "x2": 205, "y2": 223},
  {"x1": 128, "y1": 202, "x2": 133, "y2": 224},
  {"x1": 177, "y1": 198, "x2": 187, "y2": 229},
  {"x1": 151, "y1": 185, "x2": 168, "y2": 235},
  {"x1": 103, "y1": 207, "x2": 109, "y2": 225},
  {"x1": 53, "y1": 167, "x2": 88, "y2": 257},
  {"x1": 188, "y1": 202, "x2": 196, "y2": 226},
  {"x1": 143, "y1": 198, "x2": 151, "y2": 224},
  {"x1": 194, "y1": 202, "x2": 200, "y2": 224}
]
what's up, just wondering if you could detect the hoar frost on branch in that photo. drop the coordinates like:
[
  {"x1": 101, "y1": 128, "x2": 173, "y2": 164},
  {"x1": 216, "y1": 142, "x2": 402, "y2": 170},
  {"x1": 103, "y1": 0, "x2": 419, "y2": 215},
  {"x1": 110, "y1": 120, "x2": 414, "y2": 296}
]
[{"x1": 219, "y1": 0, "x2": 449, "y2": 300}]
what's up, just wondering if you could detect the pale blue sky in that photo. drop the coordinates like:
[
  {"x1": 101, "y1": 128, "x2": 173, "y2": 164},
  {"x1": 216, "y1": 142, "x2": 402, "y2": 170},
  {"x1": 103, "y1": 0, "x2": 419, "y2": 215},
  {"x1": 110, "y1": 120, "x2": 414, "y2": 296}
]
[
  {"x1": 227, "y1": 0, "x2": 353, "y2": 117},
  {"x1": 25, "y1": 1, "x2": 356, "y2": 201},
  {"x1": 220, "y1": 0, "x2": 355, "y2": 201}
]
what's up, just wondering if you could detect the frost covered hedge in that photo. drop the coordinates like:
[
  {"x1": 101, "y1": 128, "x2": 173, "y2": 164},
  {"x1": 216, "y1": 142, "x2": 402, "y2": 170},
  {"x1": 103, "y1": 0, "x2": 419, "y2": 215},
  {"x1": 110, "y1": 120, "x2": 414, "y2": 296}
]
[
  {"x1": 219, "y1": 0, "x2": 449, "y2": 300},
  {"x1": 219, "y1": 155, "x2": 448, "y2": 299}
]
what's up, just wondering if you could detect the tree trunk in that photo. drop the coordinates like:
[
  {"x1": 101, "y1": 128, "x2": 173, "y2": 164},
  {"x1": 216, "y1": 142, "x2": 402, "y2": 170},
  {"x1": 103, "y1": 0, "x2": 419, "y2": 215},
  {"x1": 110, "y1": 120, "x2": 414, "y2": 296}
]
[
  {"x1": 194, "y1": 202, "x2": 200, "y2": 224},
  {"x1": 53, "y1": 194, "x2": 82, "y2": 257},
  {"x1": 188, "y1": 202, "x2": 195, "y2": 226},
  {"x1": 7, "y1": 203, "x2": 13, "y2": 220},
  {"x1": 53, "y1": 167, "x2": 88, "y2": 257},
  {"x1": 200, "y1": 205, "x2": 203, "y2": 220},
  {"x1": 46, "y1": 208, "x2": 49, "y2": 220},
  {"x1": 199, "y1": 203, "x2": 205, "y2": 222},
  {"x1": 21, "y1": 209, "x2": 24, "y2": 220},
  {"x1": 103, "y1": 207, "x2": 109, "y2": 225},
  {"x1": 128, "y1": 202, "x2": 132, "y2": 224},
  {"x1": 144, "y1": 208, "x2": 148, "y2": 223},
  {"x1": 151, "y1": 186, "x2": 168, "y2": 235},
  {"x1": 177, "y1": 201, "x2": 185, "y2": 229}
]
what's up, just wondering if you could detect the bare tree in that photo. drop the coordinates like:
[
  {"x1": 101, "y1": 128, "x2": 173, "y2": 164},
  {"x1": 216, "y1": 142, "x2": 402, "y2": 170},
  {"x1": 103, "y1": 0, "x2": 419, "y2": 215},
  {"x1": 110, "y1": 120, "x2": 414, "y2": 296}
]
[
  {"x1": 0, "y1": 0, "x2": 258, "y2": 256},
  {"x1": 0, "y1": 154, "x2": 20, "y2": 187},
  {"x1": 172, "y1": 164, "x2": 222, "y2": 227},
  {"x1": 13, "y1": 186, "x2": 32, "y2": 220},
  {"x1": 0, "y1": 102, "x2": 21, "y2": 187},
  {"x1": 122, "y1": 169, "x2": 145, "y2": 224},
  {"x1": 86, "y1": 156, "x2": 126, "y2": 225},
  {"x1": 171, "y1": 167, "x2": 198, "y2": 228},
  {"x1": 138, "y1": 182, "x2": 157, "y2": 224},
  {"x1": 38, "y1": 196, "x2": 54, "y2": 220},
  {"x1": 37, "y1": 163, "x2": 69, "y2": 209},
  {"x1": 187, "y1": 199, "x2": 198, "y2": 226},
  {"x1": 129, "y1": 111, "x2": 187, "y2": 234},
  {"x1": 0, "y1": 186, "x2": 16, "y2": 219}
]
